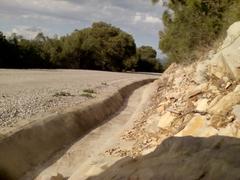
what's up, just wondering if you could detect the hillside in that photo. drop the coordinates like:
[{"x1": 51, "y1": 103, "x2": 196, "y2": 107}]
[{"x1": 81, "y1": 21, "x2": 240, "y2": 179}]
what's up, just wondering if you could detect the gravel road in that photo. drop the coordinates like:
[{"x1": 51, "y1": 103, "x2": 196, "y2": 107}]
[{"x1": 0, "y1": 69, "x2": 158, "y2": 132}]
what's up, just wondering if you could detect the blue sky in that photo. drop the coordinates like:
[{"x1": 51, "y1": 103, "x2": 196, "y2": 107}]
[{"x1": 0, "y1": 0, "x2": 165, "y2": 57}]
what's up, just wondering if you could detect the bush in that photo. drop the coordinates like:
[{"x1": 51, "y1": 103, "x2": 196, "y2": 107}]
[{"x1": 154, "y1": 0, "x2": 240, "y2": 66}]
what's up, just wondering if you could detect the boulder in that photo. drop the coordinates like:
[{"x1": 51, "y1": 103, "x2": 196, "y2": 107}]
[
  {"x1": 175, "y1": 115, "x2": 218, "y2": 137},
  {"x1": 208, "y1": 91, "x2": 240, "y2": 116},
  {"x1": 210, "y1": 21, "x2": 240, "y2": 80}
]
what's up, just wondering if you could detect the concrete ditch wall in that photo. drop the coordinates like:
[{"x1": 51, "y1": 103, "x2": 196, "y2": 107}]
[{"x1": 0, "y1": 78, "x2": 155, "y2": 180}]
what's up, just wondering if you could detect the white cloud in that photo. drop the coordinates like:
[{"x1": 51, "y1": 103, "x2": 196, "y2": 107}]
[
  {"x1": 6, "y1": 26, "x2": 46, "y2": 39},
  {"x1": 132, "y1": 13, "x2": 162, "y2": 25},
  {"x1": 0, "y1": 0, "x2": 165, "y2": 52},
  {"x1": 144, "y1": 15, "x2": 162, "y2": 24},
  {"x1": 133, "y1": 13, "x2": 142, "y2": 23}
]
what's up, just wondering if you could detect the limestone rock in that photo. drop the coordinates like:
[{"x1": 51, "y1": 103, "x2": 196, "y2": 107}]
[
  {"x1": 208, "y1": 91, "x2": 240, "y2": 115},
  {"x1": 232, "y1": 105, "x2": 240, "y2": 121},
  {"x1": 234, "y1": 85, "x2": 240, "y2": 93},
  {"x1": 222, "y1": 21, "x2": 240, "y2": 48},
  {"x1": 210, "y1": 21, "x2": 240, "y2": 80},
  {"x1": 157, "y1": 112, "x2": 176, "y2": 129},
  {"x1": 210, "y1": 53, "x2": 234, "y2": 79},
  {"x1": 218, "y1": 122, "x2": 240, "y2": 137},
  {"x1": 187, "y1": 83, "x2": 208, "y2": 98},
  {"x1": 222, "y1": 76, "x2": 229, "y2": 83},
  {"x1": 194, "y1": 61, "x2": 209, "y2": 84},
  {"x1": 145, "y1": 114, "x2": 161, "y2": 133},
  {"x1": 141, "y1": 147, "x2": 157, "y2": 156},
  {"x1": 176, "y1": 115, "x2": 218, "y2": 137},
  {"x1": 208, "y1": 95, "x2": 223, "y2": 109},
  {"x1": 195, "y1": 98, "x2": 209, "y2": 113}
]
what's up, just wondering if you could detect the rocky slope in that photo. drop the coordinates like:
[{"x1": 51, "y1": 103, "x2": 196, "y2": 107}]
[{"x1": 83, "y1": 22, "x2": 240, "y2": 179}]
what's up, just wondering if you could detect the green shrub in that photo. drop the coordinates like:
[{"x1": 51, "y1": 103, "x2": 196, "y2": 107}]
[{"x1": 153, "y1": 0, "x2": 240, "y2": 66}]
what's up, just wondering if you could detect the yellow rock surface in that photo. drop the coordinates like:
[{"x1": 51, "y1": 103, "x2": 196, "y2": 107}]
[
  {"x1": 176, "y1": 116, "x2": 218, "y2": 137},
  {"x1": 157, "y1": 112, "x2": 176, "y2": 129}
]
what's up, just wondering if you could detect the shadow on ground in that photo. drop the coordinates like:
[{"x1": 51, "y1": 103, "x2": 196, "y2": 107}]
[{"x1": 88, "y1": 136, "x2": 240, "y2": 180}]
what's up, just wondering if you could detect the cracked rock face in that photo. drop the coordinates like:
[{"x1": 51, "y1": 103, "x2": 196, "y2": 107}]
[{"x1": 210, "y1": 21, "x2": 240, "y2": 80}]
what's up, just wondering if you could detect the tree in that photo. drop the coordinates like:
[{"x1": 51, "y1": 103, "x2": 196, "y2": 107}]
[
  {"x1": 136, "y1": 46, "x2": 163, "y2": 72},
  {"x1": 55, "y1": 22, "x2": 137, "y2": 71},
  {"x1": 0, "y1": 21, "x2": 163, "y2": 72},
  {"x1": 153, "y1": 0, "x2": 240, "y2": 65}
]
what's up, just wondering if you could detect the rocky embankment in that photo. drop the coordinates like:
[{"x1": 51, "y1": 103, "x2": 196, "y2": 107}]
[{"x1": 86, "y1": 22, "x2": 240, "y2": 179}]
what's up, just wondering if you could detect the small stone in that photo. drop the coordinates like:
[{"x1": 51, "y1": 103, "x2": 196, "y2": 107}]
[
  {"x1": 206, "y1": 114, "x2": 211, "y2": 121},
  {"x1": 227, "y1": 115, "x2": 235, "y2": 122},
  {"x1": 141, "y1": 147, "x2": 156, "y2": 155},
  {"x1": 209, "y1": 85, "x2": 221, "y2": 95},
  {"x1": 188, "y1": 83, "x2": 208, "y2": 98},
  {"x1": 223, "y1": 76, "x2": 229, "y2": 83},
  {"x1": 50, "y1": 173, "x2": 66, "y2": 180},
  {"x1": 195, "y1": 99, "x2": 209, "y2": 113},
  {"x1": 157, "y1": 112, "x2": 176, "y2": 129},
  {"x1": 225, "y1": 82, "x2": 232, "y2": 89},
  {"x1": 157, "y1": 105, "x2": 165, "y2": 113}
]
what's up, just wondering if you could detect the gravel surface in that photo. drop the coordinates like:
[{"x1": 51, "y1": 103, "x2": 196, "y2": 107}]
[{"x1": 0, "y1": 69, "x2": 158, "y2": 131}]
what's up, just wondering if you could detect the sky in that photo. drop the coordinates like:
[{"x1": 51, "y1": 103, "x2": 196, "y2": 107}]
[{"x1": 0, "y1": 0, "x2": 165, "y2": 57}]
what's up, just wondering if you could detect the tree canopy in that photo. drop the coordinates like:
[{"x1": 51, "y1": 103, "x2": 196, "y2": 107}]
[
  {"x1": 154, "y1": 0, "x2": 240, "y2": 65},
  {"x1": 0, "y1": 22, "x2": 162, "y2": 72},
  {"x1": 135, "y1": 46, "x2": 162, "y2": 72}
]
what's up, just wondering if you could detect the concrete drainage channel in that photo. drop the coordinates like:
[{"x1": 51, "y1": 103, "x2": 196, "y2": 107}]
[{"x1": 0, "y1": 78, "x2": 156, "y2": 180}]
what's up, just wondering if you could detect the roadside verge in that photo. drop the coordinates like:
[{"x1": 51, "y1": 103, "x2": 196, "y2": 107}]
[{"x1": 0, "y1": 78, "x2": 156, "y2": 180}]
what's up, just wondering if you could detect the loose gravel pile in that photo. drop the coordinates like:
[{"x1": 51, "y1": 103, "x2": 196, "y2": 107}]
[{"x1": 0, "y1": 69, "x2": 158, "y2": 132}]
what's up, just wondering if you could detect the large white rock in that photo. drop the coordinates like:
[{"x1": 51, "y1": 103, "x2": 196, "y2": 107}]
[
  {"x1": 175, "y1": 115, "x2": 218, "y2": 137},
  {"x1": 222, "y1": 21, "x2": 240, "y2": 48},
  {"x1": 210, "y1": 21, "x2": 240, "y2": 80},
  {"x1": 208, "y1": 91, "x2": 240, "y2": 115}
]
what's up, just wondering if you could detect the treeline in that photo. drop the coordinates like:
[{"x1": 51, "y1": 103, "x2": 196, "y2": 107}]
[
  {"x1": 0, "y1": 22, "x2": 162, "y2": 72},
  {"x1": 154, "y1": 0, "x2": 240, "y2": 65}
]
